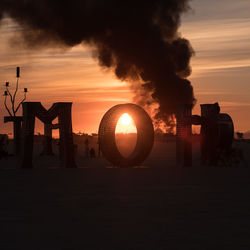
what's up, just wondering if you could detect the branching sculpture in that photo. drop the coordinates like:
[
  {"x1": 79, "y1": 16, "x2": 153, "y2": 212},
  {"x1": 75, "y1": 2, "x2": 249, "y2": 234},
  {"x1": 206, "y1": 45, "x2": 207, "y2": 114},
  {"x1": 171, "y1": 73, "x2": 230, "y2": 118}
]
[
  {"x1": 3, "y1": 67, "x2": 28, "y2": 155},
  {"x1": 3, "y1": 67, "x2": 28, "y2": 117}
]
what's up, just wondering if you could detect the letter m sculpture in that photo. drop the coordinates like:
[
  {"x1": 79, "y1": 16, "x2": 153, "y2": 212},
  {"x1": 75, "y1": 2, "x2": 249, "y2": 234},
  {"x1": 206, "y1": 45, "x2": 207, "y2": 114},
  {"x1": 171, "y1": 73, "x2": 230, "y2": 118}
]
[{"x1": 21, "y1": 102, "x2": 76, "y2": 168}]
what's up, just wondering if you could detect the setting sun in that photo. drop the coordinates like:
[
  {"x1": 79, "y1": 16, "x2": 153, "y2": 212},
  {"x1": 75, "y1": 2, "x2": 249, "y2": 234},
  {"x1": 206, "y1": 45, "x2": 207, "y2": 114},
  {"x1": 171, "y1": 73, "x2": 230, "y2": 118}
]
[
  {"x1": 115, "y1": 113, "x2": 137, "y2": 134},
  {"x1": 120, "y1": 113, "x2": 132, "y2": 125}
]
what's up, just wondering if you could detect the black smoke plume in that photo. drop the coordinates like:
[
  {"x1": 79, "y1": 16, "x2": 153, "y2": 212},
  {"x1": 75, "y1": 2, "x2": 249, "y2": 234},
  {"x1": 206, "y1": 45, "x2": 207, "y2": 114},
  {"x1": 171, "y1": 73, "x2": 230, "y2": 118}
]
[{"x1": 0, "y1": 0, "x2": 195, "y2": 127}]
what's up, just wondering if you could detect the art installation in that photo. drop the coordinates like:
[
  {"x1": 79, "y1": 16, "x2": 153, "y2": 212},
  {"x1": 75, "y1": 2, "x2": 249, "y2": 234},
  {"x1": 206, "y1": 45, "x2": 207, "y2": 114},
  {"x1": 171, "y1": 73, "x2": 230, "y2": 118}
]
[
  {"x1": 199, "y1": 103, "x2": 234, "y2": 166},
  {"x1": 98, "y1": 103, "x2": 154, "y2": 167},
  {"x1": 3, "y1": 67, "x2": 28, "y2": 155},
  {"x1": 176, "y1": 102, "x2": 234, "y2": 167},
  {"x1": 21, "y1": 102, "x2": 76, "y2": 168}
]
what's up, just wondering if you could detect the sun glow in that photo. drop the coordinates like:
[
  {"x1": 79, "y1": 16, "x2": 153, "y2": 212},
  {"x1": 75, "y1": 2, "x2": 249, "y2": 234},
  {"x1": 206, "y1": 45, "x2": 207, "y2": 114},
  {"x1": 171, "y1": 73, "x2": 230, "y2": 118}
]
[
  {"x1": 115, "y1": 113, "x2": 137, "y2": 134},
  {"x1": 120, "y1": 113, "x2": 132, "y2": 125}
]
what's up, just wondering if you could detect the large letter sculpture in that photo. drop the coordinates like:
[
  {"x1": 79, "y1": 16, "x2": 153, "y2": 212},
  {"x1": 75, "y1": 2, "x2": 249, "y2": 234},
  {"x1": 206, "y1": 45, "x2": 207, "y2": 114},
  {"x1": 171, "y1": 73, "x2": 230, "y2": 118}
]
[
  {"x1": 21, "y1": 102, "x2": 76, "y2": 168},
  {"x1": 98, "y1": 103, "x2": 154, "y2": 167}
]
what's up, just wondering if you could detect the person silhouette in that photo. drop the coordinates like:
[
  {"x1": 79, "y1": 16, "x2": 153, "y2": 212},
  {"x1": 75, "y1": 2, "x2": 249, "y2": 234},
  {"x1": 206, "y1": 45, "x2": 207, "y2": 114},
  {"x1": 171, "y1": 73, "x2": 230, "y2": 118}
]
[{"x1": 84, "y1": 138, "x2": 90, "y2": 158}]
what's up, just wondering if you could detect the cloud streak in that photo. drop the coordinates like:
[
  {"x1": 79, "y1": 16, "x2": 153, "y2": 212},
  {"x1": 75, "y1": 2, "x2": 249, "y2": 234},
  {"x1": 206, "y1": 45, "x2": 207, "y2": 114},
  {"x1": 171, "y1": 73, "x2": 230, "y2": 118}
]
[{"x1": 181, "y1": 17, "x2": 250, "y2": 76}]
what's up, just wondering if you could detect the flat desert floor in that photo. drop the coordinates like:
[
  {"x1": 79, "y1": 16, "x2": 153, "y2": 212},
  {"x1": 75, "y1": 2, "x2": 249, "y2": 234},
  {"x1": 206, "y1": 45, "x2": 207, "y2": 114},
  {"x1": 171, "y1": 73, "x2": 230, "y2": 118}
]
[{"x1": 0, "y1": 140, "x2": 250, "y2": 249}]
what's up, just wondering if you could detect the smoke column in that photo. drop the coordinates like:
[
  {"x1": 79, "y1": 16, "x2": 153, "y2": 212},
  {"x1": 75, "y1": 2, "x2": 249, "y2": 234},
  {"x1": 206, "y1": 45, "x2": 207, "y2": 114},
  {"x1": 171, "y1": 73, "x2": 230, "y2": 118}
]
[{"x1": 0, "y1": 0, "x2": 195, "y2": 127}]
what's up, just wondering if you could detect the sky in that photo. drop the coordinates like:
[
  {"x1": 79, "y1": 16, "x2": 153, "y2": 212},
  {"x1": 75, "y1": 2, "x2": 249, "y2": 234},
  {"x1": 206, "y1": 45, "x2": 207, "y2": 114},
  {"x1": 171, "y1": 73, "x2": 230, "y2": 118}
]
[{"x1": 0, "y1": 0, "x2": 250, "y2": 135}]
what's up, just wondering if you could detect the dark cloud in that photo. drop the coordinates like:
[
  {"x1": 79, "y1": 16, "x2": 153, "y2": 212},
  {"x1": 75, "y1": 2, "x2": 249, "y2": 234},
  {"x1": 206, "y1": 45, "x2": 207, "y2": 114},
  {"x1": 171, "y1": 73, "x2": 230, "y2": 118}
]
[{"x1": 0, "y1": 0, "x2": 195, "y2": 125}]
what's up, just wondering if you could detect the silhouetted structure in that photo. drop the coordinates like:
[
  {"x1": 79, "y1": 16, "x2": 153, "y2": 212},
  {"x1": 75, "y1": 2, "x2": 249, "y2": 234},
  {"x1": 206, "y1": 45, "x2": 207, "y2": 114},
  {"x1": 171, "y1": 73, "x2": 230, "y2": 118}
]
[
  {"x1": 97, "y1": 140, "x2": 101, "y2": 157},
  {"x1": 4, "y1": 116, "x2": 22, "y2": 155},
  {"x1": 98, "y1": 103, "x2": 154, "y2": 167},
  {"x1": 0, "y1": 134, "x2": 8, "y2": 160},
  {"x1": 21, "y1": 102, "x2": 76, "y2": 168},
  {"x1": 176, "y1": 102, "x2": 234, "y2": 167},
  {"x1": 3, "y1": 67, "x2": 28, "y2": 155},
  {"x1": 176, "y1": 104, "x2": 192, "y2": 167},
  {"x1": 200, "y1": 103, "x2": 220, "y2": 165},
  {"x1": 196, "y1": 103, "x2": 234, "y2": 166},
  {"x1": 40, "y1": 123, "x2": 60, "y2": 156},
  {"x1": 41, "y1": 122, "x2": 53, "y2": 156}
]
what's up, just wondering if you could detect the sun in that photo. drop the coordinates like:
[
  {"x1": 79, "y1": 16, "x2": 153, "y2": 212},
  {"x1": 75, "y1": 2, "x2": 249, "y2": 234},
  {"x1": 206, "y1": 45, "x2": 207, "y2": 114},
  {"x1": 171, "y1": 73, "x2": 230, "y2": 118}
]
[
  {"x1": 115, "y1": 113, "x2": 137, "y2": 134},
  {"x1": 120, "y1": 113, "x2": 132, "y2": 125}
]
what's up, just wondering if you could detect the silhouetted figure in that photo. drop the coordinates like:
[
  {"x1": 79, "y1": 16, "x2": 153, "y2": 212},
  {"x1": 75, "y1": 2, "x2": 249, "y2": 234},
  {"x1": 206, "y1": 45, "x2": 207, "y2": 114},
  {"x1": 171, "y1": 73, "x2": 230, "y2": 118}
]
[
  {"x1": 84, "y1": 138, "x2": 89, "y2": 158},
  {"x1": 90, "y1": 148, "x2": 96, "y2": 158},
  {"x1": 236, "y1": 132, "x2": 244, "y2": 140}
]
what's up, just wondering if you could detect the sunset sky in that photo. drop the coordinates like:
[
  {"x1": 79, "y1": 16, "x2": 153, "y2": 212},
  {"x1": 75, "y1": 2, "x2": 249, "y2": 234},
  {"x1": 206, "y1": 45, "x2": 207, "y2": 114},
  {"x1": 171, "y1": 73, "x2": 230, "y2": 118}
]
[{"x1": 0, "y1": 0, "x2": 250, "y2": 135}]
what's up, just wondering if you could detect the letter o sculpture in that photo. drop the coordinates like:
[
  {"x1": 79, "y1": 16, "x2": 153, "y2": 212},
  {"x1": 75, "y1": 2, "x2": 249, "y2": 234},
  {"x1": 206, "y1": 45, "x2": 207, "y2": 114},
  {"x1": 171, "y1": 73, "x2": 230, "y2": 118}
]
[{"x1": 98, "y1": 103, "x2": 154, "y2": 167}]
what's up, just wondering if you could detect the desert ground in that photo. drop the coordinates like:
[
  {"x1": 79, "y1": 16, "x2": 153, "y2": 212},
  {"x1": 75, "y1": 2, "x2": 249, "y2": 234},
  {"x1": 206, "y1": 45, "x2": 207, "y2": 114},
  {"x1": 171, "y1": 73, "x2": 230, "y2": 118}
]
[{"x1": 0, "y1": 138, "x2": 250, "y2": 249}]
